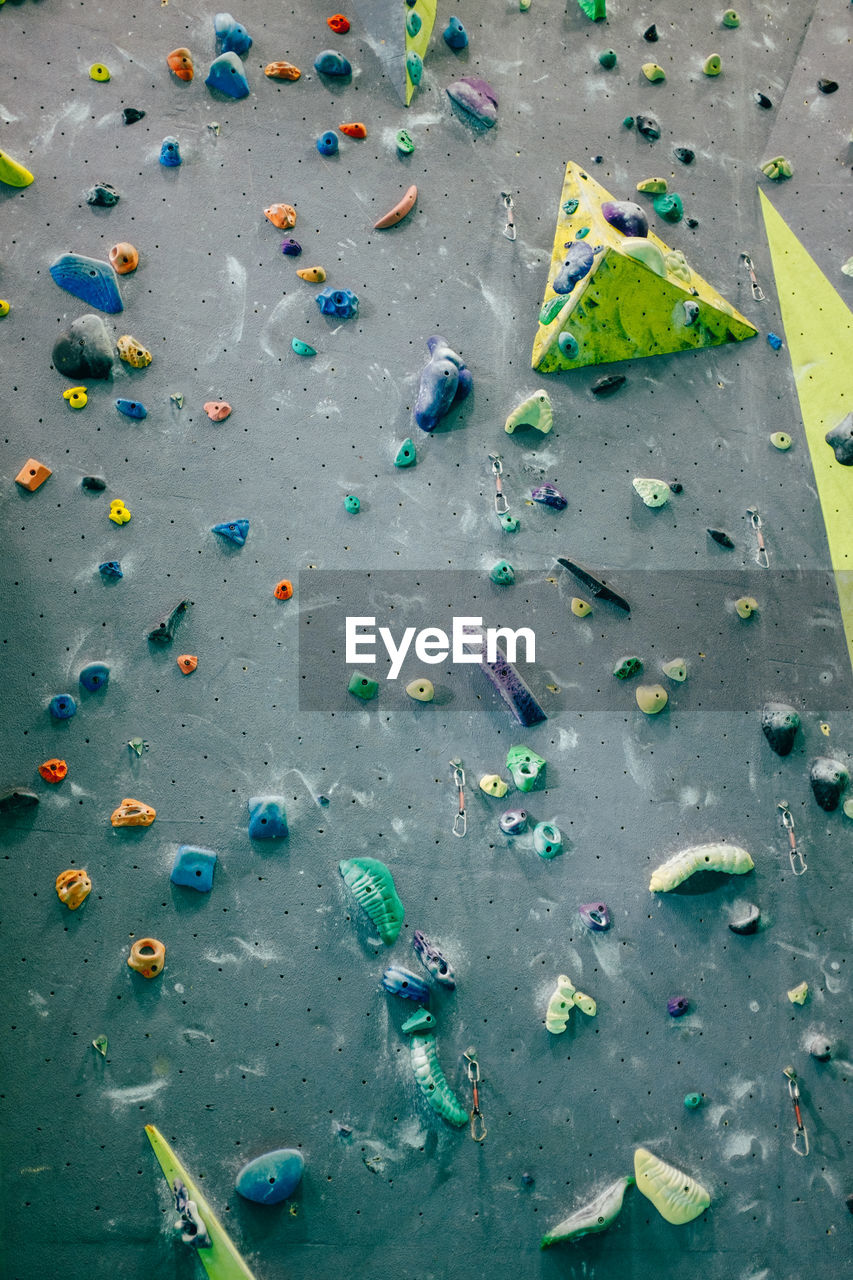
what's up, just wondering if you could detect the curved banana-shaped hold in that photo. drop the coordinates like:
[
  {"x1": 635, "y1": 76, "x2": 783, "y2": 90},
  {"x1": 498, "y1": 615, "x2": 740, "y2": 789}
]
[
  {"x1": 374, "y1": 184, "x2": 418, "y2": 229},
  {"x1": 649, "y1": 842, "x2": 754, "y2": 892},
  {"x1": 339, "y1": 856, "x2": 404, "y2": 944},
  {"x1": 633, "y1": 1147, "x2": 711, "y2": 1224},
  {"x1": 545, "y1": 975, "x2": 597, "y2": 1032},
  {"x1": 541, "y1": 1175, "x2": 635, "y2": 1247},
  {"x1": 408, "y1": 1032, "x2": 468, "y2": 1127}
]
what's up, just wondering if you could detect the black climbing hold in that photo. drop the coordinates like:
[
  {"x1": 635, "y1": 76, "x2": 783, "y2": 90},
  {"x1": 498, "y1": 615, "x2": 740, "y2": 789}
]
[
  {"x1": 761, "y1": 702, "x2": 801, "y2": 756},
  {"x1": 81, "y1": 475, "x2": 108, "y2": 491},
  {"x1": 636, "y1": 114, "x2": 661, "y2": 141},
  {"x1": 825, "y1": 412, "x2": 853, "y2": 465},
  {"x1": 686, "y1": 217, "x2": 699, "y2": 228},
  {"x1": 753, "y1": 91, "x2": 773, "y2": 109},
  {"x1": 817, "y1": 79, "x2": 838, "y2": 94},
  {"x1": 707, "y1": 529, "x2": 735, "y2": 549},
  {"x1": 728, "y1": 904, "x2": 760, "y2": 935},
  {"x1": 669, "y1": 480, "x2": 683, "y2": 494},
  {"x1": 148, "y1": 599, "x2": 192, "y2": 646},
  {"x1": 0, "y1": 786, "x2": 39, "y2": 814},
  {"x1": 809, "y1": 757, "x2": 849, "y2": 812},
  {"x1": 591, "y1": 374, "x2": 626, "y2": 396},
  {"x1": 643, "y1": 24, "x2": 658, "y2": 41},
  {"x1": 122, "y1": 108, "x2": 146, "y2": 124},
  {"x1": 53, "y1": 314, "x2": 115, "y2": 380},
  {"x1": 592, "y1": 155, "x2": 603, "y2": 164},
  {"x1": 673, "y1": 147, "x2": 695, "y2": 165}
]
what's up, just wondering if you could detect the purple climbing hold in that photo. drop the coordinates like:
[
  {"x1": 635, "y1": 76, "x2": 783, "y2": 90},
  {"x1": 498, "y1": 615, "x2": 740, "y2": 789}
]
[
  {"x1": 579, "y1": 902, "x2": 611, "y2": 931},
  {"x1": 667, "y1": 995, "x2": 689, "y2": 1017},
  {"x1": 446, "y1": 76, "x2": 498, "y2": 128},
  {"x1": 414, "y1": 336, "x2": 472, "y2": 432},
  {"x1": 601, "y1": 199, "x2": 649, "y2": 238},
  {"x1": 531, "y1": 483, "x2": 568, "y2": 510},
  {"x1": 412, "y1": 930, "x2": 456, "y2": 988},
  {"x1": 499, "y1": 808, "x2": 528, "y2": 834},
  {"x1": 553, "y1": 240, "x2": 595, "y2": 294},
  {"x1": 281, "y1": 238, "x2": 302, "y2": 256}
]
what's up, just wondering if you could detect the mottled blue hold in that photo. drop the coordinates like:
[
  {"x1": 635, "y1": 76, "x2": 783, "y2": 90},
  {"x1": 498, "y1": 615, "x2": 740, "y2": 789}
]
[
  {"x1": 767, "y1": 332, "x2": 783, "y2": 351},
  {"x1": 499, "y1": 807, "x2": 528, "y2": 834},
  {"x1": 552, "y1": 241, "x2": 595, "y2": 294},
  {"x1": 99, "y1": 560, "x2": 123, "y2": 580},
  {"x1": 171, "y1": 844, "x2": 217, "y2": 892},
  {"x1": 205, "y1": 52, "x2": 250, "y2": 98},
  {"x1": 314, "y1": 49, "x2": 352, "y2": 76},
  {"x1": 49, "y1": 253, "x2": 123, "y2": 314},
  {"x1": 414, "y1": 335, "x2": 473, "y2": 433},
  {"x1": 212, "y1": 518, "x2": 250, "y2": 546},
  {"x1": 531, "y1": 483, "x2": 567, "y2": 510},
  {"x1": 49, "y1": 693, "x2": 77, "y2": 720},
  {"x1": 443, "y1": 16, "x2": 469, "y2": 49},
  {"x1": 558, "y1": 331, "x2": 579, "y2": 358},
  {"x1": 315, "y1": 287, "x2": 359, "y2": 319},
  {"x1": 115, "y1": 398, "x2": 147, "y2": 419},
  {"x1": 317, "y1": 131, "x2": 339, "y2": 156},
  {"x1": 235, "y1": 1149, "x2": 304, "y2": 1205},
  {"x1": 214, "y1": 11, "x2": 253, "y2": 56},
  {"x1": 79, "y1": 661, "x2": 110, "y2": 693},
  {"x1": 159, "y1": 136, "x2": 182, "y2": 167},
  {"x1": 381, "y1": 965, "x2": 431, "y2": 1002},
  {"x1": 281, "y1": 238, "x2": 302, "y2": 256},
  {"x1": 248, "y1": 795, "x2": 288, "y2": 840}
]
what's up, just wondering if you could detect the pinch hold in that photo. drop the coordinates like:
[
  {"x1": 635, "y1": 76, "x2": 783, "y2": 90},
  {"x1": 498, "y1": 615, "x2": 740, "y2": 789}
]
[
  {"x1": 374, "y1": 184, "x2": 418, "y2": 229},
  {"x1": 55, "y1": 868, "x2": 92, "y2": 909},
  {"x1": 264, "y1": 61, "x2": 301, "y2": 80},
  {"x1": 111, "y1": 798, "x2": 156, "y2": 827}
]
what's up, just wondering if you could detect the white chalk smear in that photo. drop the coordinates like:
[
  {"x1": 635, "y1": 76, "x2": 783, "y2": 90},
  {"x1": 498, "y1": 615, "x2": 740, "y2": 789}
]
[{"x1": 104, "y1": 1080, "x2": 167, "y2": 1106}]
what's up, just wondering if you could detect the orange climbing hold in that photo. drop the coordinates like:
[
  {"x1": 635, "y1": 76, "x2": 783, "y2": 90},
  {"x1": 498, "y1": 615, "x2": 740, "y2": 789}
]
[
  {"x1": 177, "y1": 654, "x2": 198, "y2": 673},
  {"x1": 274, "y1": 579, "x2": 293, "y2": 600},
  {"x1": 327, "y1": 13, "x2": 350, "y2": 33},
  {"x1": 55, "y1": 868, "x2": 92, "y2": 910},
  {"x1": 265, "y1": 61, "x2": 301, "y2": 80},
  {"x1": 15, "y1": 459, "x2": 52, "y2": 491},
  {"x1": 204, "y1": 401, "x2": 232, "y2": 421},
  {"x1": 109, "y1": 242, "x2": 139, "y2": 274},
  {"x1": 39, "y1": 758, "x2": 68, "y2": 783},
  {"x1": 167, "y1": 48, "x2": 194, "y2": 81},
  {"x1": 340, "y1": 122, "x2": 367, "y2": 138},
  {"x1": 264, "y1": 202, "x2": 297, "y2": 229}
]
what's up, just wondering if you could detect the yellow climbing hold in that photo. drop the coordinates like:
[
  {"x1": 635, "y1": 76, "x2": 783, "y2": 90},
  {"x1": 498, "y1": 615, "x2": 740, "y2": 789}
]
[
  {"x1": 117, "y1": 335, "x2": 152, "y2": 368},
  {"x1": 787, "y1": 980, "x2": 809, "y2": 1005},
  {"x1": 0, "y1": 299, "x2": 9, "y2": 317},
  {"x1": 761, "y1": 156, "x2": 793, "y2": 181},
  {"x1": 735, "y1": 596, "x2": 758, "y2": 618},
  {"x1": 479, "y1": 774, "x2": 509, "y2": 798},
  {"x1": 642, "y1": 62, "x2": 666, "y2": 82},
  {"x1": 405, "y1": 678, "x2": 435, "y2": 702},
  {"x1": 89, "y1": 63, "x2": 111, "y2": 82},
  {"x1": 770, "y1": 431, "x2": 792, "y2": 450},
  {"x1": 634, "y1": 1148, "x2": 711, "y2": 1225},
  {"x1": 571, "y1": 597, "x2": 592, "y2": 617},
  {"x1": 0, "y1": 147, "x2": 35, "y2": 188},
  {"x1": 63, "y1": 386, "x2": 88, "y2": 409},
  {"x1": 703, "y1": 54, "x2": 722, "y2": 75},
  {"x1": 296, "y1": 266, "x2": 327, "y2": 282},
  {"x1": 636, "y1": 177, "x2": 668, "y2": 194},
  {"x1": 109, "y1": 499, "x2": 131, "y2": 525},
  {"x1": 636, "y1": 684, "x2": 668, "y2": 714}
]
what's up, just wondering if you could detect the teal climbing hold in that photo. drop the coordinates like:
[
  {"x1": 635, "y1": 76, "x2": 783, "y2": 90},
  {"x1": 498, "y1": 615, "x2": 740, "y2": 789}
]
[
  {"x1": 348, "y1": 670, "x2": 378, "y2": 699},
  {"x1": 394, "y1": 439, "x2": 417, "y2": 467},
  {"x1": 490, "y1": 560, "x2": 515, "y2": 585}
]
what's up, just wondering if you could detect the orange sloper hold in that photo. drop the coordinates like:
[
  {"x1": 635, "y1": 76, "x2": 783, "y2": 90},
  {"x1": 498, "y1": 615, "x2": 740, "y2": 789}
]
[
  {"x1": 264, "y1": 203, "x2": 297, "y2": 229},
  {"x1": 340, "y1": 122, "x2": 367, "y2": 138},
  {"x1": 167, "y1": 48, "x2": 194, "y2": 81},
  {"x1": 265, "y1": 61, "x2": 301, "y2": 80}
]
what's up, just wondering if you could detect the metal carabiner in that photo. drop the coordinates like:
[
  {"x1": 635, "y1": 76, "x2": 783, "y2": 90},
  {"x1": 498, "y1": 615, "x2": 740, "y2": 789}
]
[
  {"x1": 489, "y1": 454, "x2": 509, "y2": 515},
  {"x1": 741, "y1": 253, "x2": 766, "y2": 302},
  {"x1": 501, "y1": 191, "x2": 516, "y2": 242},
  {"x1": 748, "y1": 508, "x2": 769, "y2": 568},
  {"x1": 451, "y1": 759, "x2": 467, "y2": 837},
  {"x1": 778, "y1": 802, "x2": 807, "y2": 875},
  {"x1": 783, "y1": 1066, "x2": 809, "y2": 1156},
  {"x1": 464, "y1": 1048, "x2": 487, "y2": 1142}
]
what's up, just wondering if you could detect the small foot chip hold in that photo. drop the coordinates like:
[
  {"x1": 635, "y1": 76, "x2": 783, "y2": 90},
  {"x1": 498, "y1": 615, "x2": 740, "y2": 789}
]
[
  {"x1": 636, "y1": 684, "x2": 668, "y2": 714},
  {"x1": 111, "y1": 798, "x2": 157, "y2": 827},
  {"x1": 633, "y1": 1147, "x2": 711, "y2": 1225},
  {"x1": 247, "y1": 795, "x2": 288, "y2": 839},
  {"x1": 127, "y1": 938, "x2": 165, "y2": 978},
  {"x1": 787, "y1": 980, "x2": 809, "y2": 1005},
  {"x1": 55, "y1": 867, "x2": 92, "y2": 909},
  {"x1": 273, "y1": 579, "x2": 293, "y2": 600},
  {"x1": 15, "y1": 459, "x2": 52, "y2": 491},
  {"x1": 374, "y1": 184, "x2": 418, "y2": 229},
  {"x1": 176, "y1": 653, "x2": 198, "y2": 673}
]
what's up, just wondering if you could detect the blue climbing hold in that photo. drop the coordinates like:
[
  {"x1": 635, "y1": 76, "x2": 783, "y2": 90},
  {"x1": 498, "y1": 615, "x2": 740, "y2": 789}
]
[
  {"x1": 281, "y1": 238, "x2": 302, "y2": 256},
  {"x1": 767, "y1": 332, "x2": 783, "y2": 351},
  {"x1": 315, "y1": 287, "x2": 359, "y2": 319},
  {"x1": 214, "y1": 11, "x2": 252, "y2": 56},
  {"x1": 49, "y1": 253, "x2": 123, "y2": 314},
  {"x1": 49, "y1": 694, "x2": 77, "y2": 720},
  {"x1": 159, "y1": 136, "x2": 182, "y2": 167},
  {"x1": 381, "y1": 965, "x2": 431, "y2": 1002},
  {"x1": 314, "y1": 49, "x2": 351, "y2": 76},
  {"x1": 414, "y1": 335, "x2": 473, "y2": 432},
  {"x1": 99, "y1": 561, "x2": 123, "y2": 580},
  {"x1": 205, "y1": 52, "x2": 250, "y2": 98},
  {"x1": 79, "y1": 662, "x2": 110, "y2": 693},
  {"x1": 552, "y1": 240, "x2": 595, "y2": 294},
  {"x1": 443, "y1": 16, "x2": 468, "y2": 49},
  {"x1": 212, "y1": 519, "x2": 250, "y2": 546},
  {"x1": 171, "y1": 844, "x2": 217, "y2": 892},
  {"x1": 115, "y1": 398, "x2": 147, "y2": 419},
  {"x1": 248, "y1": 795, "x2": 289, "y2": 840},
  {"x1": 317, "y1": 131, "x2": 339, "y2": 156},
  {"x1": 235, "y1": 1149, "x2": 304, "y2": 1205}
]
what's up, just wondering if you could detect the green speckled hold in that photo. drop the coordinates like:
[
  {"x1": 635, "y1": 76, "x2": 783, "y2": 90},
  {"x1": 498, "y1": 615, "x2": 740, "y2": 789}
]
[
  {"x1": 703, "y1": 53, "x2": 722, "y2": 76},
  {"x1": 576, "y1": 226, "x2": 590, "y2": 238},
  {"x1": 344, "y1": 494, "x2": 361, "y2": 513},
  {"x1": 490, "y1": 560, "x2": 515, "y2": 586},
  {"x1": 653, "y1": 193, "x2": 684, "y2": 223},
  {"x1": 614, "y1": 655, "x2": 643, "y2": 680},
  {"x1": 540, "y1": 294, "x2": 567, "y2": 325},
  {"x1": 339, "y1": 856, "x2": 404, "y2": 944},
  {"x1": 684, "y1": 1092, "x2": 703, "y2": 1108},
  {"x1": 291, "y1": 337, "x2": 316, "y2": 357},
  {"x1": 598, "y1": 50, "x2": 617, "y2": 69},
  {"x1": 562, "y1": 198, "x2": 579, "y2": 215},
  {"x1": 394, "y1": 438, "x2": 417, "y2": 467},
  {"x1": 642, "y1": 62, "x2": 666, "y2": 82},
  {"x1": 534, "y1": 820, "x2": 563, "y2": 858},
  {"x1": 633, "y1": 477, "x2": 671, "y2": 507},
  {"x1": 722, "y1": 9, "x2": 740, "y2": 27},
  {"x1": 506, "y1": 745, "x2": 546, "y2": 791},
  {"x1": 499, "y1": 512, "x2": 520, "y2": 532},
  {"x1": 396, "y1": 129, "x2": 415, "y2": 155},
  {"x1": 621, "y1": 236, "x2": 667, "y2": 276},
  {"x1": 348, "y1": 670, "x2": 378, "y2": 700},
  {"x1": 761, "y1": 155, "x2": 793, "y2": 181},
  {"x1": 770, "y1": 431, "x2": 792, "y2": 450}
]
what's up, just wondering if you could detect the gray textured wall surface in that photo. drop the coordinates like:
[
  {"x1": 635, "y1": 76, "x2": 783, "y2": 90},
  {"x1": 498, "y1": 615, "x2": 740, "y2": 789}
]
[{"x1": 1, "y1": 1, "x2": 851, "y2": 1278}]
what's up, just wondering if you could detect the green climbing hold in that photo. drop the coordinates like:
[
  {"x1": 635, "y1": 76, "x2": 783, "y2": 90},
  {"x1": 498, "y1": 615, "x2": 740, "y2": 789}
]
[
  {"x1": 684, "y1": 1092, "x2": 703, "y2": 1108},
  {"x1": 394, "y1": 438, "x2": 417, "y2": 467},
  {"x1": 344, "y1": 494, "x2": 361, "y2": 513},
  {"x1": 540, "y1": 295, "x2": 568, "y2": 325},
  {"x1": 396, "y1": 130, "x2": 415, "y2": 156},
  {"x1": 348, "y1": 670, "x2": 379, "y2": 700},
  {"x1": 291, "y1": 337, "x2": 317, "y2": 357},
  {"x1": 506, "y1": 745, "x2": 546, "y2": 792},
  {"x1": 598, "y1": 50, "x2": 617, "y2": 69},
  {"x1": 406, "y1": 10, "x2": 422, "y2": 36},
  {"x1": 505, "y1": 389, "x2": 553, "y2": 435},
  {"x1": 633, "y1": 477, "x2": 671, "y2": 507},
  {"x1": 499, "y1": 512, "x2": 520, "y2": 532},
  {"x1": 642, "y1": 62, "x2": 666, "y2": 83},
  {"x1": 490, "y1": 560, "x2": 515, "y2": 586},
  {"x1": 577, "y1": 0, "x2": 606, "y2": 19},
  {"x1": 662, "y1": 658, "x2": 687, "y2": 682},
  {"x1": 721, "y1": 9, "x2": 740, "y2": 27},
  {"x1": 770, "y1": 431, "x2": 792, "y2": 450},
  {"x1": 339, "y1": 856, "x2": 404, "y2": 944},
  {"x1": 533, "y1": 820, "x2": 563, "y2": 858},
  {"x1": 613, "y1": 655, "x2": 643, "y2": 680},
  {"x1": 562, "y1": 197, "x2": 579, "y2": 215},
  {"x1": 653, "y1": 193, "x2": 684, "y2": 223},
  {"x1": 761, "y1": 156, "x2": 793, "y2": 181},
  {"x1": 401, "y1": 1007, "x2": 436, "y2": 1034},
  {"x1": 637, "y1": 176, "x2": 668, "y2": 194},
  {"x1": 703, "y1": 54, "x2": 722, "y2": 76},
  {"x1": 0, "y1": 148, "x2": 35, "y2": 188},
  {"x1": 92, "y1": 1034, "x2": 109, "y2": 1056},
  {"x1": 621, "y1": 236, "x2": 667, "y2": 276},
  {"x1": 623, "y1": 116, "x2": 635, "y2": 128}
]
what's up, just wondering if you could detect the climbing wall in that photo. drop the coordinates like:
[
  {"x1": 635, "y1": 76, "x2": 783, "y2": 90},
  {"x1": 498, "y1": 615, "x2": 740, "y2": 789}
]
[{"x1": 1, "y1": 1, "x2": 851, "y2": 1278}]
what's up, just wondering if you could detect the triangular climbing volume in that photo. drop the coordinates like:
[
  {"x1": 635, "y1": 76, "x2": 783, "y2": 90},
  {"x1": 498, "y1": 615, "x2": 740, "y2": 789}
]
[
  {"x1": 531, "y1": 163, "x2": 757, "y2": 372},
  {"x1": 352, "y1": 0, "x2": 436, "y2": 106}
]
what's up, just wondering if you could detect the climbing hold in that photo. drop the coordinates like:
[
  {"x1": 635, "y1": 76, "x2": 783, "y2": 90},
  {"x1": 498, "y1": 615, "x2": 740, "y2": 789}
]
[
  {"x1": 14, "y1": 459, "x2": 52, "y2": 492},
  {"x1": 552, "y1": 240, "x2": 594, "y2": 294},
  {"x1": 602, "y1": 200, "x2": 649, "y2": 238},
  {"x1": 653, "y1": 193, "x2": 683, "y2": 223},
  {"x1": 661, "y1": 658, "x2": 687, "y2": 682},
  {"x1": 99, "y1": 561, "x2": 123, "y2": 580},
  {"x1": 127, "y1": 938, "x2": 165, "y2": 978},
  {"x1": 343, "y1": 494, "x2": 361, "y2": 513},
  {"x1": 281, "y1": 238, "x2": 302, "y2": 256},
  {"x1": 0, "y1": 300, "x2": 8, "y2": 317},
  {"x1": 579, "y1": 902, "x2": 611, "y2": 931},
  {"x1": 79, "y1": 662, "x2": 109, "y2": 693},
  {"x1": 115, "y1": 398, "x2": 147, "y2": 419},
  {"x1": 479, "y1": 774, "x2": 509, "y2": 798},
  {"x1": 348, "y1": 669, "x2": 377, "y2": 698},
  {"x1": 683, "y1": 300, "x2": 700, "y2": 325},
  {"x1": 171, "y1": 845, "x2": 217, "y2": 893},
  {"x1": 176, "y1": 654, "x2": 198, "y2": 674},
  {"x1": 753, "y1": 90, "x2": 773, "y2": 108},
  {"x1": 117, "y1": 335, "x2": 152, "y2": 368},
  {"x1": 393, "y1": 438, "x2": 418, "y2": 469},
  {"x1": 327, "y1": 13, "x2": 350, "y2": 33},
  {"x1": 499, "y1": 512, "x2": 520, "y2": 532},
  {"x1": 212, "y1": 519, "x2": 249, "y2": 546},
  {"x1": 728, "y1": 903, "x2": 760, "y2": 935},
  {"x1": 48, "y1": 694, "x2": 77, "y2": 720},
  {"x1": 634, "y1": 1148, "x2": 710, "y2": 1225},
  {"x1": 637, "y1": 176, "x2": 668, "y2": 194},
  {"x1": 296, "y1": 266, "x2": 327, "y2": 282},
  {"x1": 642, "y1": 63, "x2": 666, "y2": 83},
  {"x1": 340, "y1": 122, "x2": 367, "y2": 139},
  {"x1": 314, "y1": 49, "x2": 351, "y2": 76},
  {"x1": 39, "y1": 759, "x2": 68, "y2": 784},
  {"x1": 592, "y1": 374, "x2": 628, "y2": 396},
  {"x1": 400, "y1": 1006, "x2": 436, "y2": 1034},
  {"x1": 614, "y1": 656, "x2": 643, "y2": 680},
  {"x1": 339, "y1": 856, "x2": 404, "y2": 944},
  {"x1": 809, "y1": 757, "x2": 849, "y2": 811},
  {"x1": 405, "y1": 1026, "x2": 467, "y2": 1127},
  {"x1": 598, "y1": 50, "x2": 617, "y2": 69},
  {"x1": 808, "y1": 1034, "x2": 832, "y2": 1061},
  {"x1": 205, "y1": 51, "x2": 250, "y2": 98},
  {"x1": 446, "y1": 77, "x2": 499, "y2": 129},
  {"x1": 787, "y1": 981, "x2": 809, "y2": 1005},
  {"x1": 88, "y1": 61, "x2": 111, "y2": 81},
  {"x1": 405, "y1": 678, "x2": 434, "y2": 701},
  {"x1": 558, "y1": 332, "x2": 579, "y2": 358},
  {"x1": 703, "y1": 54, "x2": 722, "y2": 75},
  {"x1": 373, "y1": 183, "x2": 419, "y2": 230},
  {"x1": 247, "y1": 796, "x2": 288, "y2": 840},
  {"x1": 761, "y1": 702, "x2": 800, "y2": 756},
  {"x1": 414, "y1": 336, "x2": 472, "y2": 432},
  {"x1": 761, "y1": 156, "x2": 793, "y2": 181},
  {"x1": 722, "y1": 9, "x2": 740, "y2": 27},
  {"x1": 406, "y1": 10, "x2": 422, "y2": 37},
  {"x1": 49, "y1": 253, "x2": 123, "y2": 314},
  {"x1": 55, "y1": 868, "x2": 92, "y2": 910},
  {"x1": 767, "y1": 332, "x2": 783, "y2": 351},
  {"x1": 122, "y1": 107, "x2": 146, "y2": 124},
  {"x1": 504, "y1": 389, "x2": 553, "y2": 435},
  {"x1": 63, "y1": 387, "x2": 88, "y2": 410},
  {"x1": 86, "y1": 181, "x2": 120, "y2": 207},
  {"x1": 490, "y1": 560, "x2": 515, "y2": 585},
  {"x1": 825, "y1": 412, "x2": 853, "y2": 465},
  {"x1": 734, "y1": 596, "x2": 758, "y2": 618},
  {"x1": 167, "y1": 48, "x2": 194, "y2": 80},
  {"x1": 159, "y1": 136, "x2": 182, "y2": 167},
  {"x1": 291, "y1": 338, "x2": 316, "y2": 357},
  {"x1": 541, "y1": 1175, "x2": 633, "y2": 1248},
  {"x1": 571, "y1": 597, "x2": 592, "y2": 617},
  {"x1": 381, "y1": 965, "x2": 430, "y2": 1002},
  {"x1": 316, "y1": 288, "x2": 359, "y2": 318},
  {"x1": 0, "y1": 147, "x2": 35, "y2": 187},
  {"x1": 668, "y1": 995, "x2": 689, "y2": 1017},
  {"x1": 643, "y1": 23, "x2": 658, "y2": 41},
  {"x1": 317, "y1": 131, "x2": 339, "y2": 156},
  {"x1": 770, "y1": 431, "x2": 792, "y2": 450},
  {"x1": 633, "y1": 477, "x2": 671, "y2": 507},
  {"x1": 148, "y1": 599, "x2": 192, "y2": 646},
  {"x1": 651, "y1": 843, "x2": 753, "y2": 893},
  {"x1": 109, "y1": 243, "x2": 139, "y2": 274},
  {"x1": 396, "y1": 130, "x2": 415, "y2": 155},
  {"x1": 619, "y1": 237, "x2": 666, "y2": 276},
  {"x1": 214, "y1": 12, "x2": 252, "y2": 55},
  {"x1": 109, "y1": 498, "x2": 131, "y2": 525},
  {"x1": 235, "y1": 1150, "x2": 304, "y2": 1205},
  {"x1": 636, "y1": 114, "x2": 661, "y2": 141},
  {"x1": 708, "y1": 528, "x2": 735, "y2": 549},
  {"x1": 499, "y1": 808, "x2": 528, "y2": 834},
  {"x1": 673, "y1": 147, "x2": 695, "y2": 165},
  {"x1": 273, "y1": 580, "x2": 293, "y2": 600},
  {"x1": 546, "y1": 974, "x2": 595, "y2": 1030},
  {"x1": 532, "y1": 819, "x2": 558, "y2": 860},
  {"x1": 265, "y1": 61, "x2": 301, "y2": 80},
  {"x1": 53, "y1": 314, "x2": 115, "y2": 379},
  {"x1": 506, "y1": 745, "x2": 546, "y2": 791},
  {"x1": 636, "y1": 684, "x2": 668, "y2": 714},
  {"x1": 111, "y1": 798, "x2": 156, "y2": 827},
  {"x1": 404, "y1": 50, "x2": 423, "y2": 87},
  {"x1": 0, "y1": 787, "x2": 40, "y2": 815},
  {"x1": 412, "y1": 931, "x2": 455, "y2": 988},
  {"x1": 203, "y1": 401, "x2": 232, "y2": 421},
  {"x1": 623, "y1": 116, "x2": 635, "y2": 129},
  {"x1": 817, "y1": 78, "x2": 838, "y2": 95},
  {"x1": 443, "y1": 17, "x2": 468, "y2": 49},
  {"x1": 577, "y1": 0, "x2": 606, "y2": 17},
  {"x1": 532, "y1": 484, "x2": 567, "y2": 510}
]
